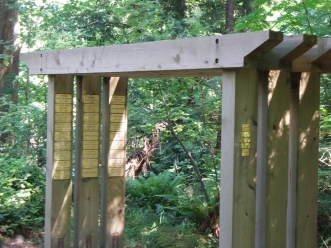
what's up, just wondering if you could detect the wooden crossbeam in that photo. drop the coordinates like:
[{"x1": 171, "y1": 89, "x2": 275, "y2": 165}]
[
  {"x1": 292, "y1": 38, "x2": 331, "y2": 72},
  {"x1": 258, "y1": 35, "x2": 317, "y2": 70},
  {"x1": 21, "y1": 31, "x2": 282, "y2": 77}
]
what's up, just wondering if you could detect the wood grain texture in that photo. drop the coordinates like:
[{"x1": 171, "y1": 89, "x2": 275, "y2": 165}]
[
  {"x1": 255, "y1": 70, "x2": 269, "y2": 248},
  {"x1": 220, "y1": 68, "x2": 258, "y2": 248},
  {"x1": 21, "y1": 31, "x2": 282, "y2": 77},
  {"x1": 292, "y1": 38, "x2": 331, "y2": 72},
  {"x1": 100, "y1": 77, "x2": 127, "y2": 248},
  {"x1": 74, "y1": 76, "x2": 101, "y2": 248},
  {"x1": 258, "y1": 35, "x2": 317, "y2": 70},
  {"x1": 45, "y1": 75, "x2": 73, "y2": 248},
  {"x1": 265, "y1": 70, "x2": 290, "y2": 248},
  {"x1": 295, "y1": 72, "x2": 319, "y2": 247}
]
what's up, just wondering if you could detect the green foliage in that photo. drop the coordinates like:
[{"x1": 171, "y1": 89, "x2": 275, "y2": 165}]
[{"x1": 0, "y1": 155, "x2": 45, "y2": 236}]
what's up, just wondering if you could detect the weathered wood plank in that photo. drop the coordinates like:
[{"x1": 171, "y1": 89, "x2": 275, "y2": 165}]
[
  {"x1": 292, "y1": 38, "x2": 331, "y2": 72},
  {"x1": 286, "y1": 72, "x2": 300, "y2": 248},
  {"x1": 295, "y1": 72, "x2": 319, "y2": 247},
  {"x1": 45, "y1": 75, "x2": 73, "y2": 248},
  {"x1": 100, "y1": 77, "x2": 127, "y2": 248},
  {"x1": 265, "y1": 70, "x2": 290, "y2": 248},
  {"x1": 220, "y1": 68, "x2": 258, "y2": 248},
  {"x1": 21, "y1": 31, "x2": 282, "y2": 77},
  {"x1": 74, "y1": 76, "x2": 101, "y2": 248},
  {"x1": 255, "y1": 70, "x2": 268, "y2": 248},
  {"x1": 258, "y1": 35, "x2": 317, "y2": 70}
]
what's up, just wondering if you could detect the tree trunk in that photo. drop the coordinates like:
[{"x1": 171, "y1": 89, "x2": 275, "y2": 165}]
[
  {"x1": 0, "y1": 0, "x2": 20, "y2": 143},
  {"x1": 225, "y1": 0, "x2": 235, "y2": 33}
]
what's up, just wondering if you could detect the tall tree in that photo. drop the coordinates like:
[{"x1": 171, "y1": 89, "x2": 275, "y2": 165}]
[
  {"x1": 226, "y1": 0, "x2": 235, "y2": 32},
  {"x1": 0, "y1": 0, "x2": 20, "y2": 143}
]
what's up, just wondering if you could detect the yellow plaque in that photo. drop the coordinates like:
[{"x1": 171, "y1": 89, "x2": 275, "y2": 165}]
[
  {"x1": 55, "y1": 94, "x2": 72, "y2": 104},
  {"x1": 82, "y1": 159, "x2": 99, "y2": 168},
  {"x1": 55, "y1": 122, "x2": 72, "y2": 132},
  {"x1": 84, "y1": 113, "x2": 99, "y2": 123},
  {"x1": 241, "y1": 143, "x2": 251, "y2": 149},
  {"x1": 240, "y1": 137, "x2": 250, "y2": 143},
  {"x1": 84, "y1": 104, "x2": 99, "y2": 113},
  {"x1": 83, "y1": 132, "x2": 99, "y2": 141},
  {"x1": 54, "y1": 151, "x2": 71, "y2": 160},
  {"x1": 111, "y1": 105, "x2": 125, "y2": 113},
  {"x1": 110, "y1": 132, "x2": 125, "y2": 141},
  {"x1": 55, "y1": 104, "x2": 72, "y2": 113},
  {"x1": 108, "y1": 158, "x2": 124, "y2": 167},
  {"x1": 110, "y1": 140, "x2": 125, "y2": 150},
  {"x1": 55, "y1": 113, "x2": 72, "y2": 123},
  {"x1": 82, "y1": 168, "x2": 99, "y2": 178},
  {"x1": 109, "y1": 149, "x2": 125, "y2": 159},
  {"x1": 83, "y1": 141, "x2": 99, "y2": 150},
  {"x1": 55, "y1": 132, "x2": 71, "y2": 141},
  {"x1": 83, "y1": 95, "x2": 99, "y2": 104},
  {"x1": 83, "y1": 150, "x2": 99, "y2": 159},
  {"x1": 241, "y1": 132, "x2": 250, "y2": 138},
  {"x1": 110, "y1": 113, "x2": 126, "y2": 123},
  {"x1": 54, "y1": 160, "x2": 71, "y2": 170},
  {"x1": 109, "y1": 167, "x2": 124, "y2": 177},
  {"x1": 53, "y1": 169, "x2": 71, "y2": 180},
  {"x1": 242, "y1": 149, "x2": 250, "y2": 157},
  {"x1": 84, "y1": 124, "x2": 100, "y2": 131},
  {"x1": 54, "y1": 142, "x2": 71, "y2": 151},
  {"x1": 110, "y1": 122, "x2": 126, "y2": 132},
  {"x1": 111, "y1": 96, "x2": 126, "y2": 104}
]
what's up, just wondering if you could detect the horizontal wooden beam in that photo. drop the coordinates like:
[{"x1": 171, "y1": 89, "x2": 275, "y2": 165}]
[
  {"x1": 258, "y1": 35, "x2": 317, "y2": 70},
  {"x1": 21, "y1": 31, "x2": 282, "y2": 77},
  {"x1": 292, "y1": 38, "x2": 331, "y2": 72}
]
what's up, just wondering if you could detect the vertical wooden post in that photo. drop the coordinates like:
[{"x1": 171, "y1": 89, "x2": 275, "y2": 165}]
[
  {"x1": 45, "y1": 75, "x2": 73, "y2": 248},
  {"x1": 265, "y1": 70, "x2": 290, "y2": 248},
  {"x1": 255, "y1": 70, "x2": 269, "y2": 248},
  {"x1": 101, "y1": 77, "x2": 128, "y2": 248},
  {"x1": 220, "y1": 68, "x2": 258, "y2": 248},
  {"x1": 74, "y1": 76, "x2": 101, "y2": 248},
  {"x1": 286, "y1": 72, "x2": 300, "y2": 248},
  {"x1": 295, "y1": 72, "x2": 319, "y2": 247}
]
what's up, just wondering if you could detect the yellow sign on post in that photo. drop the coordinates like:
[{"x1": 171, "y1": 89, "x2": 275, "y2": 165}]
[{"x1": 241, "y1": 124, "x2": 251, "y2": 157}]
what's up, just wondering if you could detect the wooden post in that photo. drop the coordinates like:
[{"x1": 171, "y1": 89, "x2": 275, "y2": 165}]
[
  {"x1": 265, "y1": 70, "x2": 290, "y2": 248},
  {"x1": 220, "y1": 68, "x2": 258, "y2": 248},
  {"x1": 100, "y1": 77, "x2": 128, "y2": 248},
  {"x1": 74, "y1": 76, "x2": 101, "y2": 248},
  {"x1": 45, "y1": 75, "x2": 73, "y2": 248},
  {"x1": 295, "y1": 72, "x2": 319, "y2": 247},
  {"x1": 255, "y1": 70, "x2": 269, "y2": 248}
]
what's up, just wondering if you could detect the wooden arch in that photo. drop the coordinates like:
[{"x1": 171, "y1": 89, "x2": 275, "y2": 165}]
[{"x1": 22, "y1": 30, "x2": 331, "y2": 248}]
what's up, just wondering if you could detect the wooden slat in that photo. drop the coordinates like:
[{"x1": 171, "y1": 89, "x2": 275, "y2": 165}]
[
  {"x1": 21, "y1": 31, "x2": 282, "y2": 77},
  {"x1": 255, "y1": 70, "x2": 269, "y2": 248},
  {"x1": 74, "y1": 76, "x2": 101, "y2": 248},
  {"x1": 220, "y1": 68, "x2": 258, "y2": 248},
  {"x1": 295, "y1": 72, "x2": 319, "y2": 247},
  {"x1": 265, "y1": 70, "x2": 290, "y2": 248},
  {"x1": 100, "y1": 77, "x2": 127, "y2": 248},
  {"x1": 292, "y1": 38, "x2": 331, "y2": 72},
  {"x1": 45, "y1": 75, "x2": 73, "y2": 248},
  {"x1": 258, "y1": 35, "x2": 317, "y2": 70},
  {"x1": 286, "y1": 72, "x2": 300, "y2": 248}
]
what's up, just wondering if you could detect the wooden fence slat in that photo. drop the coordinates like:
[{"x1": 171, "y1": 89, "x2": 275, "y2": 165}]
[
  {"x1": 45, "y1": 75, "x2": 73, "y2": 248},
  {"x1": 74, "y1": 76, "x2": 101, "y2": 248}
]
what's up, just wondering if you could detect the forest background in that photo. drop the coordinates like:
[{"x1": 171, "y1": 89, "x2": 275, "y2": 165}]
[{"x1": 0, "y1": 0, "x2": 331, "y2": 247}]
